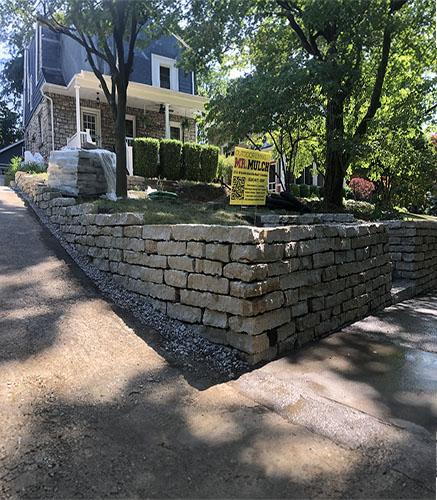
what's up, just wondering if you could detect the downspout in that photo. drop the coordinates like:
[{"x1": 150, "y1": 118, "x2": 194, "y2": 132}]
[{"x1": 41, "y1": 89, "x2": 55, "y2": 151}]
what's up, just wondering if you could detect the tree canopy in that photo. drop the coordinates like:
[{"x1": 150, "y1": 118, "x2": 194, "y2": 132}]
[{"x1": 182, "y1": 0, "x2": 436, "y2": 208}]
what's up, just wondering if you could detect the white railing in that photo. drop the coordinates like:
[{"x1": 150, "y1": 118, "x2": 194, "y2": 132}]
[
  {"x1": 126, "y1": 138, "x2": 133, "y2": 176},
  {"x1": 66, "y1": 129, "x2": 96, "y2": 148}
]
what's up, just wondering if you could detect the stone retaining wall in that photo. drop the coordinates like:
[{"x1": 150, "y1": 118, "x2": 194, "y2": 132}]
[
  {"x1": 385, "y1": 221, "x2": 437, "y2": 294},
  {"x1": 16, "y1": 172, "x2": 393, "y2": 364}
]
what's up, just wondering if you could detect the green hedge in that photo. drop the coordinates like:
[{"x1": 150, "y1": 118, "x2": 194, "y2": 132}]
[
  {"x1": 160, "y1": 139, "x2": 182, "y2": 180},
  {"x1": 299, "y1": 184, "x2": 310, "y2": 197},
  {"x1": 290, "y1": 184, "x2": 300, "y2": 197},
  {"x1": 200, "y1": 145, "x2": 219, "y2": 182},
  {"x1": 183, "y1": 142, "x2": 202, "y2": 181},
  {"x1": 133, "y1": 138, "x2": 159, "y2": 178},
  {"x1": 133, "y1": 137, "x2": 220, "y2": 183}
]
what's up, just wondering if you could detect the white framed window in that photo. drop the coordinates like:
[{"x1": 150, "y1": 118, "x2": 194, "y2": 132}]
[
  {"x1": 125, "y1": 114, "x2": 136, "y2": 140},
  {"x1": 169, "y1": 121, "x2": 182, "y2": 141},
  {"x1": 81, "y1": 107, "x2": 101, "y2": 144},
  {"x1": 151, "y1": 54, "x2": 179, "y2": 91}
]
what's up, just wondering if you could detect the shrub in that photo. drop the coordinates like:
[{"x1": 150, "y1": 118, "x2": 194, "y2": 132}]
[
  {"x1": 182, "y1": 142, "x2": 202, "y2": 181},
  {"x1": 290, "y1": 184, "x2": 300, "y2": 197},
  {"x1": 159, "y1": 139, "x2": 182, "y2": 180},
  {"x1": 349, "y1": 177, "x2": 375, "y2": 201},
  {"x1": 217, "y1": 155, "x2": 234, "y2": 184},
  {"x1": 299, "y1": 184, "x2": 310, "y2": 197},
  {"x1": 133, "y1": 138, "x2": 159, "y2": 178},
  {"x1": 5, "y1": 156, "x2": 46, "y2": 185},
  {"x1": 343, "y1": 185, "x2": 354, "y2": 200},
  {"x1": 200, "y1": 145, "x2": 220, "y2": 182},
  {"x1": 309, "y1": 185, "x2": 321, "y2": 198}
]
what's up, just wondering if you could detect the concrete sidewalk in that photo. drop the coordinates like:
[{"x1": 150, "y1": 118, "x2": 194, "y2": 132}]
[{"x1": 0, "y1": 186, "x2": 435, "y2": 498}]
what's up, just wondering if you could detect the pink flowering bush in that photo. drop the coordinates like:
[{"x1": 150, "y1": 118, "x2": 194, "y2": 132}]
[{"x1": 349, "y1": 177, "x2": 375, "y2": 201}]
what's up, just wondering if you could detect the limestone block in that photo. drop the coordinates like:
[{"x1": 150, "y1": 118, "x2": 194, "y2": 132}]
[
  {"x1": 109, "y1": 248, "x2": 123, "y2": 262},
  {"x1": 187, "y1": 274, "x2": 229, "y2": 294},
  {"x1": 230, "y1": 243, "x2": 284, "y2": 263},
  {"x1": 167, "y1": 256, "x2": 195, "y2": 272},
  {"x1": 284, "y1": 242, "x2": 298, "y2": 257},
  {"x1": 203, "y1": 309, "x2": 228, "y2": 329},
  {"x1": 142, "y1": 225, "x2": 172, "y2": 241},
  {"x1": 167, "y1": 303, "x2": 202, "y2": 323},
  {"x1": 95, "y1": 236, "x2": 113, "y2": 248},
  {"x1": 157, "y1": 241, "x2": 187, "y2": 256},
  {"x1": 144, "y1": 240, "x2": 158, "y2": 253},
  {"x1": 226, "y1": 331, "x2": 270, "y2": 353},
  {"x1": 124, "y1": 250, "x2": 167, "y2": 269},
  {"x1": 127, "y1": 278, "x2": 177, "y2": 301},
  {"x1": 280, "y1": 270, "x2": 322, "y2": 290},
  {"x1": 229, "y1": 278, "x2": 280, "y2": 298},
  {"x1": 187, "y1": 241, "x2": 206, "y2": 258},
  {"x1": 284, "y1": 289, "x2": 299, "y2": 306},
  {"x1": 194, "y1": 259, "x2": 222, "y2": 276},
  {"x1": 123, "y1": 225, "x2": 143, "y2": 238},
  {"x1": 192, "y1": 325, "x2": 228, "y2": 345},
  {"x1": 223, "y1": 262, "x2": 268, "y2": 282},
  {"x1": 228, "y1": 307, "x2": 290, "y2": 335},
  {"x1": 322, "y1": 266, "x2": 337, "y2": 282},
  {"x1": 95, "y1": 213, "x2": 144, "y2": 226},
  {"x1": 291, "y1": 301, "x2": 308, "y2": 317},
  {"x1": 313, "y1": 251, "x2": 335, "y2": 268},
  {"x1": 205, "y1": 244, "x2": 230, "y2": 263},
  {"x1": 180, "y1": 289, "x2": 282, "y2": 316},
  {"x1": 164, "y1": 269, "x2": 188, "y2": 288}
]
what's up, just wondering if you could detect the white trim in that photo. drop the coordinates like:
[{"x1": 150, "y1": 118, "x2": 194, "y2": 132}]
[
  {"x1": 75, "y1": 85, "x2": 81, "y2": 147},
  {"x1": 151, "y1": 53, "x2": 179, "y2": 91},
  {"x1": 42, "y1": 72, "x2": 208, "y2": 113},
  {"x1": 164, "y1": 104, "x2": 170, "y2": 139},
  {"x1": 80, "y1": 106, "x2": 101, "y2": 144},
  {"x1": 191, "y1": 72, "x2": 195, "y2": 96}
]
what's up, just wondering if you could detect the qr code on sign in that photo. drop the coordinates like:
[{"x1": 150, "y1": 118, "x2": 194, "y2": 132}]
[{"x1": 231, "y1": 176, "x2": 246, "y2": 200}]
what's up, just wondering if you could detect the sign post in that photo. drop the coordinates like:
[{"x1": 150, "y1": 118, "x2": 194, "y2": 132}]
[{"x1": 229, "y1": 147, "x2": 272, "y2": 206}]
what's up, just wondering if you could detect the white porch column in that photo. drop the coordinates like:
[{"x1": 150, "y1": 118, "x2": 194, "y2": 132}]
[
  {"x1": 74, "y1": 84, "x2": 81, "y2": 147},
  {"x1": 312, "y1": 173, "x2": 318, "y2": 186},
  {"x1": 164, "y1": 103, "x2": 170, "y2": 139},
  {"x1": 194, "y1": 121, "x2": 198, "y2": 143}
]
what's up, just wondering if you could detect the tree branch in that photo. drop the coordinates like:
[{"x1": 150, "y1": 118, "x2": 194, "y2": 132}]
[
  {"x1": 276, "y1": 0, "x2": 321, "y2": 58},
  {"x1": 354, "y1": 0, "x2": 409, "y2": 138}
]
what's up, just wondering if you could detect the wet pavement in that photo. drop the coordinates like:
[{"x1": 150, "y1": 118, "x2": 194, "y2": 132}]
[{"x1": 233, "y1": 295, "x2": 436, "y2": 492}]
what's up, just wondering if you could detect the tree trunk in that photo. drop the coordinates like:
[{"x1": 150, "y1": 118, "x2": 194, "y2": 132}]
[
  {"x1": 323, "y1": 95, "x2": 347, "y2": 210},
  {"x1": 114, "y1": 87, "x2": 128, "y2": 198}
]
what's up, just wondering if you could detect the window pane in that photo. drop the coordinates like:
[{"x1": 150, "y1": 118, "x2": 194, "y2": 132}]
[
  {"x1": 82, "y1": 112, "x2": 97, "y2": 141},
  {"x1": 125, "y1": 119, "x2": 134, "y2": 138},
  {"x1": 160, "y1": 66, "x2": 171, "y2": 89},
  {"x1": 170, "y1": 126, "x2": 181, "y2": 140}
]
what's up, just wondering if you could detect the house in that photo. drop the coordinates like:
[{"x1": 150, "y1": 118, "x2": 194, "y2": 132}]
[{"x1": 23, "y1": 23, "x2": 207, "y2": 173}]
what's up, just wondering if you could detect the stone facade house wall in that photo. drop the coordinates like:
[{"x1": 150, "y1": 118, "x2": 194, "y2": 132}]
[
  {"x1": 23, "y1": 25, "x2": 205, "y2": 162},
  {"x1": 25, "y1": 93, "x2": 197, "y2": 160}
]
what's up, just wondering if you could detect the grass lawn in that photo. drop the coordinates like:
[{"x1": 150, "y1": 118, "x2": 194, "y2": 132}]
[{"x1": 94, "y1": 198, "x2": 257, "y2": 225}]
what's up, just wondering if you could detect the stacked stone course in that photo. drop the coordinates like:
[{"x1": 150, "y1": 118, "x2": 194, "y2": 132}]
[
  {"x1": 17, "y1": 172, "x2": 394, "y2": 364},
  {"x1": 385, "y1": 221, "x2": 437, "y2": 294}
]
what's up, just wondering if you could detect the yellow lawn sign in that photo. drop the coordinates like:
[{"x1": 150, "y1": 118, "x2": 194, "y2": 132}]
[{"x1": 229, "y1": 147, "x2": 272, "y2": 206}]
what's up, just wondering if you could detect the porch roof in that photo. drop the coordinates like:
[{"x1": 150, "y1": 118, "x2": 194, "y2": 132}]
[{"x1": 42, "y1": 71, "x2": 208, "y2": 118}]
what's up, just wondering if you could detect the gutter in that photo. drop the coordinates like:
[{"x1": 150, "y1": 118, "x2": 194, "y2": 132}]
[{"x1": 40, "y1": 89, "x2": 55, "y2": 151}]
